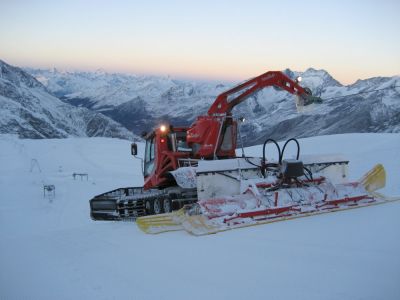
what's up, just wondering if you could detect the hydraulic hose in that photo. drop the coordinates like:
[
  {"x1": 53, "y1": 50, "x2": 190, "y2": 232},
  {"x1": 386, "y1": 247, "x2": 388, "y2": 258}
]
[
  {"x1": 280, "y1": 138, "x2": 300, "y2": 163},
  {"x1": 262, "y1": 138, "x2": 281, "y2": 177}
]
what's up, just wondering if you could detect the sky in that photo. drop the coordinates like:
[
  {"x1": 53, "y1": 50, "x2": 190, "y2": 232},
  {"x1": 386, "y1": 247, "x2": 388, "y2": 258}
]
[{"x1": 0, "y1": 0, "x2": 399, "y2": 84}]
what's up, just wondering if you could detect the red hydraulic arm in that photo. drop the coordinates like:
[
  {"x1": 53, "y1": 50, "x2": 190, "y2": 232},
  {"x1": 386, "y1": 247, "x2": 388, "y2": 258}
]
[
  {"x1": 186, "y1": 71, "x2": 317, "y2": 159},
  {"x1": 207, "y1": 71, "x2": 312, "y2": 115}
]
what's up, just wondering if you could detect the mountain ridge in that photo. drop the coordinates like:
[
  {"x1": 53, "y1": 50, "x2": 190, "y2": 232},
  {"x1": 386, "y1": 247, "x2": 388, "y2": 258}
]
[
  {"x1": 0, "y1": 60, "x2": 138, "y2": 140},
  {"x1": 5, "y1": 61, "x2": 400, "y2": 143}
]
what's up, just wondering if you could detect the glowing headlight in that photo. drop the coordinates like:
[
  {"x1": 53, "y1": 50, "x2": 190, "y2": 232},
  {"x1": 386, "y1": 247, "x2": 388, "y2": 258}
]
[
  {"x1": 160, "y1": 125, "x2": 167, "y2": 132},
  {"x1": 296, "y1": 76, "x2": 302, "y2": 83}
]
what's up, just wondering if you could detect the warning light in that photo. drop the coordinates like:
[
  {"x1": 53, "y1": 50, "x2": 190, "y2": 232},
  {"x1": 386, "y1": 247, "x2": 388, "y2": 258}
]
[{"x1": 161, "y1": 138, "x2": 166, "y2": 143}]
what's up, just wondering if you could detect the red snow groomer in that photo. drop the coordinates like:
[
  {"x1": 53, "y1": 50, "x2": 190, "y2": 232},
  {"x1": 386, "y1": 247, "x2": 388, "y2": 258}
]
[{"x1": 89, "y1": 71, "x2": 395, "y2": 235}]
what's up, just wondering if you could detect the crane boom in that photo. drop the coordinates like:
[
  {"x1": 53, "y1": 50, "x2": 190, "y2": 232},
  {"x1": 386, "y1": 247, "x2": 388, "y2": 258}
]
[
  {"x1": 186, "y1": 70, "x2": 321, "y2": 159},
  {"x1": 207, "y1": 71, "x2": 319, "y2": 115}
]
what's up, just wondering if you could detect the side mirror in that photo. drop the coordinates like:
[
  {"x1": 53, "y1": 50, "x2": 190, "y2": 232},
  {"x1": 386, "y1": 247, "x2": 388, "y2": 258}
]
[{"x1": 131, "y1": 143, "x2": 138, "y2": 156}]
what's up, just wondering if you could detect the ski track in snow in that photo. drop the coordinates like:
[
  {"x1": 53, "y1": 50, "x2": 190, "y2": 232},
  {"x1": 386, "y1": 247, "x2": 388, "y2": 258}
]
[{"x1": 0, "y1": 133, "x2": 399, "y2": 300}]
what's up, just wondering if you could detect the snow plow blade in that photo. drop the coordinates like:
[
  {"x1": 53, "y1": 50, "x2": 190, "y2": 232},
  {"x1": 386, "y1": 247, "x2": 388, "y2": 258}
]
[
  {"x1": 136, "y1": 211, "x2": 184, "y2": 234},
  {"x1": 135, "y1": 207, "x2": 221, "y2": 235},
  {"x1": 359, "y1": 164, "x2": 386, "y2": 192},
  {"x1": 136, "y1": 164, "x2": 400, "y2": 236}
]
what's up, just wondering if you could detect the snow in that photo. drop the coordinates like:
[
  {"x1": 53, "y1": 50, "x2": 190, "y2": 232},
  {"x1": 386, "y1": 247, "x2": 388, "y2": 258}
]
[
  {"x1": 0, "y1": 133, "x2": 399, "y2": 300},
  {"x1": 0, "y1": 61, "x2": 137, "y2": 140}
]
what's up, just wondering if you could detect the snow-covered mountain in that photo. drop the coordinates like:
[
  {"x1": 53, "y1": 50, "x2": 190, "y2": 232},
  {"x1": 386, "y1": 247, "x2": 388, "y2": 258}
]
[
  {"x1": 27, "y1": 67, "x2": 400, "y2": 145},
  {"x1": 0, "y1": 60, "x2": 138, "y2": 140},
  {"x1": 27, "y1": 67, "x2": 224, "y2": 131}
]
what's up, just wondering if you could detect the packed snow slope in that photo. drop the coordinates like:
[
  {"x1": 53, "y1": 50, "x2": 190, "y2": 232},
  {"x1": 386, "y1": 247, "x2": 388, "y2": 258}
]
[{"x1": 0, "y1": 133, "x2": 399, "y2": 300}]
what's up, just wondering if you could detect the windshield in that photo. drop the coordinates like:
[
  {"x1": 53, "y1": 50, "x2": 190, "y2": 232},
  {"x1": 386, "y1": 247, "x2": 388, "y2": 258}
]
[{"x1": 144, "y1": 136, "x2": 156, "y2": 177}]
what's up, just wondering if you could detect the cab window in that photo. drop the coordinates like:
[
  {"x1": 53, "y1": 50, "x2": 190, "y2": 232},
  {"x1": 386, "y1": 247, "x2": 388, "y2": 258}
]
[
  {"x1": 144, "y1": 136, "x2": 156, "y2": 176},
  {"x1": 220, "y1": 124, "x2": 233, "y2": 151}
]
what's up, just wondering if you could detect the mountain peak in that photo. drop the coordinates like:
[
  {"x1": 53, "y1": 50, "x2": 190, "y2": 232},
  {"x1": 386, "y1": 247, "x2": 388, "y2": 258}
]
[
  {"x1": 0, "y1": 60, "x2": 44, "y2": 89},
  {"x1": 0, "y1": 59, "x2": 137, "y2": 140},
  {"x1": 302, "y1": 68, "x2": 342, "y2": 88}
]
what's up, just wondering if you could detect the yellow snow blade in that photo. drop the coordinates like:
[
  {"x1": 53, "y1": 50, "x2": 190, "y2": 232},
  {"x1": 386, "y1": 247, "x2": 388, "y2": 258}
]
[
  {"x1": 136, "y1": 209, "x2": 221, "y2": 235},
  {"x1": 179, "y1": 215, "x2": 221, "y2": 236},
  {"x1": 136, "y1": 211, "x2": 184, "y2": 234},
  {"x1": 359, "y1": 164, "x2": 386, "y2": 192}
]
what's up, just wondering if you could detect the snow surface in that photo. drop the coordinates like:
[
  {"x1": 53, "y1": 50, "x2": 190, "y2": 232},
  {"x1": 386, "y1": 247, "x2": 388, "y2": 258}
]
[{"x1": 0, "y1": 133, "x2": 399, "y2": 300}]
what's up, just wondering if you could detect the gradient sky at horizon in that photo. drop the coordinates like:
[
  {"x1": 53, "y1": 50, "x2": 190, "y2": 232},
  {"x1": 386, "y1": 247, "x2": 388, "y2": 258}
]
[{"x1": 1, "y1": 0, "x2": 399, "y2": 84}]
